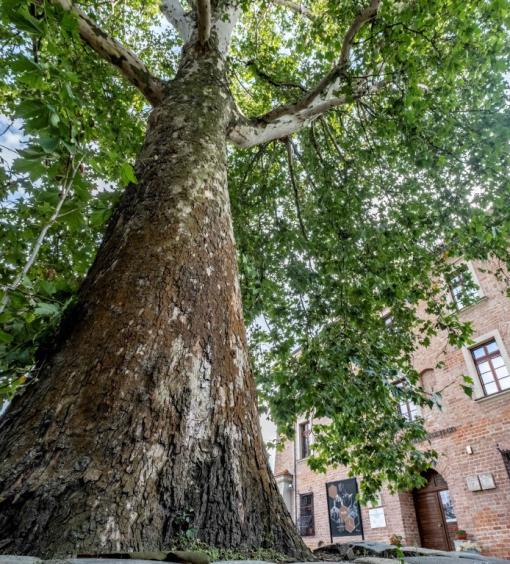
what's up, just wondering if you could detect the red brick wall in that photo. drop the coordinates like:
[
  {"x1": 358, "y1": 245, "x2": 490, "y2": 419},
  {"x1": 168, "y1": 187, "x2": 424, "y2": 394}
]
[{"x1": 274, "y1": 259, "x2": 510, "y2": 558}]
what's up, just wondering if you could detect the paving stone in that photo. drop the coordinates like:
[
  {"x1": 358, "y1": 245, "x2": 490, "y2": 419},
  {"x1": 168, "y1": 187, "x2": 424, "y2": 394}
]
[
  {"x1": 401, "y1": 546, "x2": 455, "y2": 557},
  {"x1": 350, "y1": 542, "x2": 396, "y2": 556},
  {"x1": 404, "y1": 558, "x2": 499, "y2": 564},
  {"x1": 0, "y1": 558, "x2": 42, "y2": 564},
  {"x1": 46, "y1": 560, "x2": 162, "y2": 564},
  {"x1": 214, "y1": 561, "x2": 272, "y2": 564},
  {"x1": 353, "y1": 558, "x2": 399, "y2": 564}
]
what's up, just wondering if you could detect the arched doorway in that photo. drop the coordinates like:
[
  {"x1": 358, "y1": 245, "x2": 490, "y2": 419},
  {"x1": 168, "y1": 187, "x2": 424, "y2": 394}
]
[{"x1": 413, "y1": 469, "x2": 458, "y2": 551}]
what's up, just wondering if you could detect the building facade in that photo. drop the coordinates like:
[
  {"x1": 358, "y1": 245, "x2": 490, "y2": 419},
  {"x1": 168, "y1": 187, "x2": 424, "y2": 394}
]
[{"x1": 274, "y1": 259, "x2": 510, "y2": 559}]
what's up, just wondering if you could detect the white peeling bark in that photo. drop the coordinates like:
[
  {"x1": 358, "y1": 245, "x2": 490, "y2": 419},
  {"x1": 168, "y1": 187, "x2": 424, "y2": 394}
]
[
  {"x1": 213, "y1": 4, "x2": 241, "y2": 53},
  {"x1": 228, "y1": 0, "x2": 382, "y2": 147},
  {"x1": 160, "y1": 0, "x2": 192, "y2": 42},
  {"x1": 229, "y1": 78, "x2": 388, "y2": 147},
  {"x1": 161, "y1": 0, "x2": 238, "y2": 54}
]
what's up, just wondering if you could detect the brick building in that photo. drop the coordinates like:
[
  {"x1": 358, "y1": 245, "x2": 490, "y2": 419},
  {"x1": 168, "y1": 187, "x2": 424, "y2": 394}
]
[{"x1": 274, "y1": 259, "x2": 510, "y2": 559}]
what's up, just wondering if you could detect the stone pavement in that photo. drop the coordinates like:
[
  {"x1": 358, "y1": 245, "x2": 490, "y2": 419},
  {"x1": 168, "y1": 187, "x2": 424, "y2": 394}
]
[
  {"x1": 313, "y1": 540, "x2": 510, "y2": 563},
  {"x1": 1, "y1": 557, "x2": 509, "y2": 564},
  {"x1": 1, "y1": 543, "x2": 510, "y2": 564},
  {"x1": 352, "y1": 540, "x2": 510, "y2": 563}
]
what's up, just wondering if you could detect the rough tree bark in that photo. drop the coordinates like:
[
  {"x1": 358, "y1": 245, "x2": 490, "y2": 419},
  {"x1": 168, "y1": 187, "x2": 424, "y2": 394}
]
[{"x1": 0, "y1": 44, "x2": 309, "y2": 558}]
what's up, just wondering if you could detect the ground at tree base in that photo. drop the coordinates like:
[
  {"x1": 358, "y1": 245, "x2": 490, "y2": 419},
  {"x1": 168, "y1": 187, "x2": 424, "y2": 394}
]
[{"x1": 1, "y1": 541, "x2": 510, "y2": 564}]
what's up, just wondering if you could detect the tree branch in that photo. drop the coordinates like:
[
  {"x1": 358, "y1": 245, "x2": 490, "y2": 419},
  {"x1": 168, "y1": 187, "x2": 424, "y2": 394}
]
[
  {"x1": 338, "y1": 0, "x2": 380, "y2": 69},
  {"x1": 246, "y1": 60, "x2": 307, "y2": 92},
  {"x1": 52, "y1": 0, "x2": 166, "y2": 105},
  {"x1": 197, "y1": 0, "x2": 212, "y2": 45},
  {"x1": 230, "y1": 77, "x2": 388, "y2": 147},
  {"x1": 272, "y1": 0, "x2": 313, "y2": 19},
  {"x1": 213, "y1": 3, "x2": 242, "y2": 53},
  {"x1": 160, "y1": 0, "x2": 192, "y2": 42},
  {"x1": 285, "y1": 138, "x2": 309, "y2": 242},
  {"x1": 229, "y1": 0, "x2": 382, "y2": 147},
  {"x1": 0, "y1": 156, "x2": 83, "y2": 316}
]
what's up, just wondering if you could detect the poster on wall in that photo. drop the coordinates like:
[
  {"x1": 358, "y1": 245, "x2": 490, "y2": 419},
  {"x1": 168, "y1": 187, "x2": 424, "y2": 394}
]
[
  {"x1": 368, "y1": 507, "x2": 386, "y2": 529},
  {"x1": 326, "y1": 478, "x2": 363, "y2": 537}
]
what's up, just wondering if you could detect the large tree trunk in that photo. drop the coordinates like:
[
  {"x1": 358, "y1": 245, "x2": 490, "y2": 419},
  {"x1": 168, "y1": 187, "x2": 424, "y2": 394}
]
[{"x1": 0, "y1": 47, "x2": 309, "y2": 559}]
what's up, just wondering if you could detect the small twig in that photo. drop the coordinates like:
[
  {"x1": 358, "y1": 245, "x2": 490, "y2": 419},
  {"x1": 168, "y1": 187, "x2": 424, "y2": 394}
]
[
  {"x1": 319, "y1": 117, "x2": 346, "y2": 162},
  {"x1": 309, "y1": 122, "x2": 327, "y2": 168},
  {"x1": 0, "y1": 144, "x2": 21, "y2": 154},
  {"x1": 0, "y1": 156, "x2": 84, "y2": 315},
  {"x1": 285, "y1": 137, "x2": 309, "y2": 242},
  {"x1": 0, "y1": 121, "x2": 14, "y2": 138},
  {"x1": 237, "y1": 144, "x2": 268, "y2": 197},
  {"x1": 246, "y1": 60, "x2": 307, "y2": 92},
  {"x1": 289, "y1": 137, "x2": 318, "y2": 192}
]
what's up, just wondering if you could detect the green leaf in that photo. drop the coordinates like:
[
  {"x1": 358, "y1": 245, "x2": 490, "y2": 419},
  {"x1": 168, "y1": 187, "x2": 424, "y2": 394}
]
[
  {"x1": 38, "y1": 134, "x2": 60, "y2": 153},
  {"x1": 119, "y1": 162, "x2": 137, "y2": 186},
  {"x1": 34, "y1": 302, "x2": 61, "y2": 317},
  {"x1": 39, "y1": 280, "x2": 57, "y2": 296},
  {"x1": 50, "y1": 113, "x2": 60, "y2": 128},
  {"x1": 0, "y1": 330, "x2": 13, "y2": 344},
  {"x1": 462, "y1": 385, "x2": 474, "y2": 398}
]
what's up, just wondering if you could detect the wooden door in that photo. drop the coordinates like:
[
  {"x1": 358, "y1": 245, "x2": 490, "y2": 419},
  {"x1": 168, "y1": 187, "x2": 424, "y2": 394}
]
[
  {"x1": 414, "y1": 490, "x2": 451, "y2": 550},
  {"x1": 413, "y1": 470, "x2": 453, "y2": 551}
]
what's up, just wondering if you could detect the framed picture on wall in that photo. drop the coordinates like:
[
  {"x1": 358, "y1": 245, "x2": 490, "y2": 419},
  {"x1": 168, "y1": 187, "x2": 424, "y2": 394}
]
[{"x1": 326, "y1": 478, "x2": 363, "y2": 537}]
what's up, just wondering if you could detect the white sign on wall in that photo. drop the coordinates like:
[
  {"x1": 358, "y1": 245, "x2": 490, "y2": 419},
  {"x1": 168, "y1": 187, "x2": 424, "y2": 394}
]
[
  {"x1": 478, "y1": 472, "x2": 496, "y2": 490},
  {"x1": 368, "y1": 507, "x2": 386, "y2": 529}
]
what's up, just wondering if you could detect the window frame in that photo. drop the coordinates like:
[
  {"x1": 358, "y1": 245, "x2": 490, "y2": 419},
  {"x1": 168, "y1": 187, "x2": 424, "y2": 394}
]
[
  {"x1": 470, "y1": 339, "x2": 510, "y2": 397},
  {"x1": 298, "y1": 492, "x2": 315, "y2": 537},
  {"x1": 501, "y1": 449, "x2": 510, "y2": 481},
  {"x1": 298, "y1": 420, "x2": 311, "y2": 459},
  {"x1": 399, "y1": 396, "x2": 419, "y2": 421},
  {"x1": 462, "y1": 330, "x2": 510, "y2": 401},
  {"x1": 446, "y1": 261, "x2": 483, "y2": 311},
  {"x1": 394, "y1": 378, "x2": 421, "y2": 421}
]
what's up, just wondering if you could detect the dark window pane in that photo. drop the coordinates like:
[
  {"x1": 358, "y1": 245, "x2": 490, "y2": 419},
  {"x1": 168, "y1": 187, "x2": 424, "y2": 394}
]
[
  {"x1": 502, "y1": 451, "x2": 510, "y2": 480},
  {"x1": 299, "y1": 493, "x2": 315, "y2": 536},
  {"x1": 299, "y1": 421, "x2": 310, "y2": 459}
]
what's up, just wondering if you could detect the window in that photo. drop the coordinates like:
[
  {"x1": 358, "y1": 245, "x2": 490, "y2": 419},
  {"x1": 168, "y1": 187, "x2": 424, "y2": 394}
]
[
  {"x1": 299, "y1": 493, "x2": 315, "y2": 536},
  {"x1": 447, "y1": 264, "x2": 479, "y2": 309},
  {"x1": 396, "y1": 380, "x2": 419, "y2": 421},
  {"x1": 501, "y1": 450, "x2": 510, "y2": 481},
  {"x1": 299, "y1": 421, "x2": 311, "y2": 459},
  {"x1": 439, "y1": 490, "x2": 457, "y2": 522},
  {"x1": 471, "y1": 339, "x2": 510, "y2": 396},
  {"x1": 399, "y1": 397, "x2": 419, "y2": 421}
]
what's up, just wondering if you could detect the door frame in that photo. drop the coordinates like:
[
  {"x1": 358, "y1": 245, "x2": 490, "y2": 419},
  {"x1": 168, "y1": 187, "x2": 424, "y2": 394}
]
[{"x1": 413, "y1": 470, "x2": 454, "y2": 551}]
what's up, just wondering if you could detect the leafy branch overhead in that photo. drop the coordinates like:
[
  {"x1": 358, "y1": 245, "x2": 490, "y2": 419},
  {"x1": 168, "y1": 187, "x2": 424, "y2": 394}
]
[
  {"x1": 38, "y1": 0, "x2": 387, "y2": 144},
  {"x1": 49, "y1": 0, "x2": 167, "y2": 104}
]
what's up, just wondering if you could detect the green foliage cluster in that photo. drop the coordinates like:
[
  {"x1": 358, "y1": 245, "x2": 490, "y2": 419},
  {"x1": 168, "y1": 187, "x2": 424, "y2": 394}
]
[
  {"x1": 1, "y1": 0, "x2": 510, "y2": 498},
  {"x1": 0, "y1": 0, "x2": 171, "y2": 398},
  {"x1": 229, "y1": 0, "x2": 510, "y2": 499}
]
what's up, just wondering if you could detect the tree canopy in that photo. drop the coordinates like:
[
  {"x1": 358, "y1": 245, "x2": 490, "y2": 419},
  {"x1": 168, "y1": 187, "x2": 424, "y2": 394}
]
[{"x1": 1, "y1": 0, "x2": 510, "y2": 499}]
